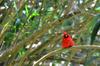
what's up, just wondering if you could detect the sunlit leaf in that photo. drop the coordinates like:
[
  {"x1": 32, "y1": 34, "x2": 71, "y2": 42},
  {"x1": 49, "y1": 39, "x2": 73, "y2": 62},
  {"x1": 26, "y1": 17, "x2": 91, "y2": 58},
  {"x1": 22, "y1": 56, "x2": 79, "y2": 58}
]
[
  {"x1": 25, "y1": 5, "x2": 29, "y2": 16},
  {"x1": 28, "y1": 10, "x2": 39, "y2": 20},
  {"x1": 95, "y1": 7, "x2": 100, "y2": 11}
]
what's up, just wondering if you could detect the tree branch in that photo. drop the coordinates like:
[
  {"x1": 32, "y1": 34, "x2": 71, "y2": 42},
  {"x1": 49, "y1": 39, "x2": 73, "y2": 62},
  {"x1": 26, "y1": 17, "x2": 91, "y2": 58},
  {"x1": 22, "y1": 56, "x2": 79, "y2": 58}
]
[{"x1": 34, "y1": 45, "x2": 100, "y2": 66}]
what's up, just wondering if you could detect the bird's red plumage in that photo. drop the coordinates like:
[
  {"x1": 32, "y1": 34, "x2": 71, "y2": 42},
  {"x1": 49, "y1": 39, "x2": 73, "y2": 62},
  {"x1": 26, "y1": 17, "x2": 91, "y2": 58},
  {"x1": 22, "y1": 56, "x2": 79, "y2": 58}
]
[{"x1": 62, "y1": 32, "x2": 75, "y2": 48}]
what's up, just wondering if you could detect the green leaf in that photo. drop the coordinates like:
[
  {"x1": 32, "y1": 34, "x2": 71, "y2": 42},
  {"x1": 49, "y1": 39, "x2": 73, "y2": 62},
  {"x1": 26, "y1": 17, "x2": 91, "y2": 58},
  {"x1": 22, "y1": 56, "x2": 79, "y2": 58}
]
[
  {"x1": 25, "y1": 5, "x2": 29, "y2": 16},
  {"x1": 28, "y1": 11, "x2": 39, "y2": 20},
  {"x1": 32, "y1": 11, "x2": 39, "y2": 16},
  {"x1": 95, "y1": 7, "x2": 100, "y2": 11},
  {"x1": 13, "y1": 1, "x2": 17, "y2": 11},
  {"x1": 18, "y1": 48, "x2": 26, "y2": 57}
]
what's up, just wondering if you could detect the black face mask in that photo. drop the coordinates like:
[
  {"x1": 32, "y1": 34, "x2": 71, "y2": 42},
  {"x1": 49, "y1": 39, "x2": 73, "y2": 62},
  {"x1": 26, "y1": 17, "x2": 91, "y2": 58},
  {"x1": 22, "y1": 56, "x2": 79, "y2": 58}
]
[{"x1": 64, "y1": 35, "x2": 68, "y2": 38}]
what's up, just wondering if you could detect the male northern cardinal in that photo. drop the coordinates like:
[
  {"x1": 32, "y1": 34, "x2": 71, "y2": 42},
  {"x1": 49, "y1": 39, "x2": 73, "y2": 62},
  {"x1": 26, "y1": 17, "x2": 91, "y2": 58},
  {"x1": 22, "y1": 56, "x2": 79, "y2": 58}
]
[{"x1": 62, "y1": 32, "x2": 75, "y2": 48}]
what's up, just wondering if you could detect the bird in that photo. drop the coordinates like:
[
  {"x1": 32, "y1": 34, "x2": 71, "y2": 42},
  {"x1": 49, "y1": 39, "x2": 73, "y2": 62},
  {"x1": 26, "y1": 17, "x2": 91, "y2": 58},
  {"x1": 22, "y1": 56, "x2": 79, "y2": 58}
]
[{"x1": 62, "y1": 32, "x2": 75, "y2": 48}]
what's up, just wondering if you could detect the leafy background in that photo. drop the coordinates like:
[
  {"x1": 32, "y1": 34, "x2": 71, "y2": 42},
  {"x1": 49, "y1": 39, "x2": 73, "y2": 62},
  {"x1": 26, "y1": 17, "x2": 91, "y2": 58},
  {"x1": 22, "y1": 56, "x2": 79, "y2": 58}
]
[{"x1": 0, "y1": 0, "x2": 100, "y2": 66}]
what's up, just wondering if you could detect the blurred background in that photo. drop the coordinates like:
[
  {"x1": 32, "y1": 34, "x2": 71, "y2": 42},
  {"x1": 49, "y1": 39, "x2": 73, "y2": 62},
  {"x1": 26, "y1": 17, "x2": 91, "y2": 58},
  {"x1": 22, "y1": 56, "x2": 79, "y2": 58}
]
[{"x1": 0, "y1": 0, "x2": 100, "y2": 66}]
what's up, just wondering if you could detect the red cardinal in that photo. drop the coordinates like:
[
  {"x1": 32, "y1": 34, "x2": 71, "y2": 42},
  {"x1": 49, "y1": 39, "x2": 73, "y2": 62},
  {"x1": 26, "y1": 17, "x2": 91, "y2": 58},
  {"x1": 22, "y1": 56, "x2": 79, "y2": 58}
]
[{"x1": 62, "y1": 32, "x2": 75, "y2": 48}]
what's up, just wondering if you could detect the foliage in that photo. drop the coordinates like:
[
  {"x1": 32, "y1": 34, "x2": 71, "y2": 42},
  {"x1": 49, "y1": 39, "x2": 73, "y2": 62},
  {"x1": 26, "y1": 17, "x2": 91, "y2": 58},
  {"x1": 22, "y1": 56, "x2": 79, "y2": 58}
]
[{"x1": 0, "y1": 0, "x2": 100, "y2": 66}]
